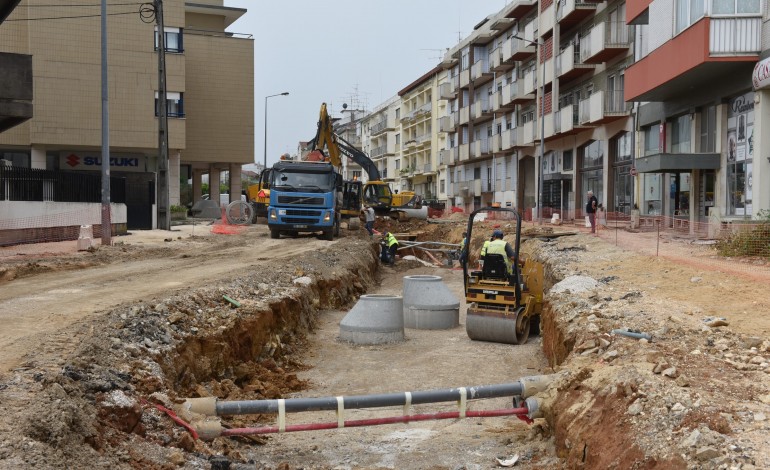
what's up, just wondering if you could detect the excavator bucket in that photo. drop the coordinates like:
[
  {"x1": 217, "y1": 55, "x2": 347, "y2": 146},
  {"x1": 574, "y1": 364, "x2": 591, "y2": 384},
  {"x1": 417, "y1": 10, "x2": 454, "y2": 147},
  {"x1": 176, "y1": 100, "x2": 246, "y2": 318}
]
[{"x1": 462, "y1": 207, "x2": 544, "y2": 345}]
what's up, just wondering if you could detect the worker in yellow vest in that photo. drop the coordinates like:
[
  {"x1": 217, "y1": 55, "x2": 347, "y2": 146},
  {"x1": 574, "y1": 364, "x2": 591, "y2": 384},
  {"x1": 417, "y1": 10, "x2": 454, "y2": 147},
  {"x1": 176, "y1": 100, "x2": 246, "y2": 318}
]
[
  {"x1": 382, "y1": 230, "x2": 399, "y2": 266},
  {"x1": 485, "y1": 229, "x2": 516, "y2": 279}
]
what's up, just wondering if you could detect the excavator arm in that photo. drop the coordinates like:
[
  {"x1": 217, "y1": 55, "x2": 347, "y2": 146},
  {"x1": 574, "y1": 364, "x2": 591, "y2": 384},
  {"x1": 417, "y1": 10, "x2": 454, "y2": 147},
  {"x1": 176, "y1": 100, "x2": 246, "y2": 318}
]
[{"x1": 310, "y1": 102, "x2": 381, "y2": 182}]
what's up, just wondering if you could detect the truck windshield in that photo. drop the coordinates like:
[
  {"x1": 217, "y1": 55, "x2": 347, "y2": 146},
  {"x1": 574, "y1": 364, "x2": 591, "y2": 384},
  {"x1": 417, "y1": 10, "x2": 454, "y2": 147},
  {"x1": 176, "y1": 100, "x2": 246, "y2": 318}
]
[{"x1": 271, "y1": 171, "x2": 334, "y2": 193}]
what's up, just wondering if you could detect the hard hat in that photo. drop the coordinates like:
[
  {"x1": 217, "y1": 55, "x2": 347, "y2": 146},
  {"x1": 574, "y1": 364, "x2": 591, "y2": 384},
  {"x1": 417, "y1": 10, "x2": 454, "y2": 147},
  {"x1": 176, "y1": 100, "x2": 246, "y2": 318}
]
[{"x1": 492, "y1": 229, "x2": 504, "y2": 238}]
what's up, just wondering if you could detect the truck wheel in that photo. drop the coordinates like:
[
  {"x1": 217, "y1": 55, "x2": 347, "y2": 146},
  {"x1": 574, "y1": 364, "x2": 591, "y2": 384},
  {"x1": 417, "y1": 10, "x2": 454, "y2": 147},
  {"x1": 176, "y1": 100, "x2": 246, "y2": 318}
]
[
  {"x1": 322, "y1": 229, "x2": 334, "y2": 241},
  {"x1": 270, "y1": 229, "x2": 280, "y2": 239}
]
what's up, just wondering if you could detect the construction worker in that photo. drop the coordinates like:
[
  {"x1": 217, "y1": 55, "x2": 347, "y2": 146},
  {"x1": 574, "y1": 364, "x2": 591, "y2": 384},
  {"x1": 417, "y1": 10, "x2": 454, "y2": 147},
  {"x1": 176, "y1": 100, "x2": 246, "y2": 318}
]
[
  {"x1": 382, "y1": 230, "x2": 399, "y2": 266},
  {"x1": 363, "y1": 205, "x2": 376, "y2": 237},
  {"x1": 486, "y1": 229, "x2": 516, "y2": 280},
  {"x1": 458, "y1": 232, "x2": 468, "y2": 266}
]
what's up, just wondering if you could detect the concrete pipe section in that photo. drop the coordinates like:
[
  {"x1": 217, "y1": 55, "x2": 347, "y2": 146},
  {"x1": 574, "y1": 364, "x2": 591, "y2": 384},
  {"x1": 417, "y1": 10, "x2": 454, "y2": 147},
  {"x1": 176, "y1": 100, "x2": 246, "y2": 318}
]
[
  {"x1": 339, "y1": 294, "x2": 404, "y2": 344},
  {"x1": 402, "y1": 275, "x2": 460, "y2": 330}
]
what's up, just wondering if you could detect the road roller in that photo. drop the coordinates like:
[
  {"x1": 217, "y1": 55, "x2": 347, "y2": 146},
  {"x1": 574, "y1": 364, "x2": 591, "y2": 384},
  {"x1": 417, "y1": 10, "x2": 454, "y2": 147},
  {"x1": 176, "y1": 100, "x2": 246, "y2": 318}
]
[{"x1": 461, "y1": 207, "x2": 544, "y2": 345}]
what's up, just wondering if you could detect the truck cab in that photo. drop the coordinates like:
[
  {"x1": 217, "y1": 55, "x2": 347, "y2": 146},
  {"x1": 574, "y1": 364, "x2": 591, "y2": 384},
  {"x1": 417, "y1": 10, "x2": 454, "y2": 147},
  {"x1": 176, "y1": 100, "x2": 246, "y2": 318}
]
[{"x1": 267, "y1": 161, "x2": 341, "y2": 240}]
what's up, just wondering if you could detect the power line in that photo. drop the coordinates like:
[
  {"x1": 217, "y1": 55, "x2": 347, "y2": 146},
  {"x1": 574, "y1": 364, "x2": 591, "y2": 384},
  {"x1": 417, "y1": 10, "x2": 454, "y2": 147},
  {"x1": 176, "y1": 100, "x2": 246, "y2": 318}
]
[
  {"x1": 24, "y1": 2, "x2": 143, "y2": 6},
  {"x1": 4, "y1": 11, "x2": 137, "y2": 21}
]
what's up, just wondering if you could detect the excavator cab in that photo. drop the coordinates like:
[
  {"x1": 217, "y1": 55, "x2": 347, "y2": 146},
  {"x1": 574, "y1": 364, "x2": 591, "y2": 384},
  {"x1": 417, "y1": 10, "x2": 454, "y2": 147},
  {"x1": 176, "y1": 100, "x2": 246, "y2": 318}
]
[{"x1": 462, "y1": 207, "x2": 544, "y2": 345}]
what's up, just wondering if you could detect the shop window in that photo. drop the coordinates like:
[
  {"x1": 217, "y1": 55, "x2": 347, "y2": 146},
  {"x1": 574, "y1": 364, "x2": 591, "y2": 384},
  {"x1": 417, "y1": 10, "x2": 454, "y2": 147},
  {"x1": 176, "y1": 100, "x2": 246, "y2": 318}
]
[
  {"x1": 726, "y1": 91, "x2": 754, "y2": 216},
  {"x1": 580, "y1": 140, "x2": 603, "y2": 211},
  {"x1": 643, "y1": 125, "x2": 660, "y2": 155},
  {"x1": 699, "y1": 105, "x2": 716, "y2": 152},
  {"x1": 642, "y1": 173, "x2": 662, "y2": 215},
  {"x1": 562, "y1": 149, "x2": 573, "y2": 171},
  {"x1": 0, "y1": 150, "x2": 30, "y2": 168},
  {"x1": 671, "y1": 114, "x2": 691, "y2": 153}
]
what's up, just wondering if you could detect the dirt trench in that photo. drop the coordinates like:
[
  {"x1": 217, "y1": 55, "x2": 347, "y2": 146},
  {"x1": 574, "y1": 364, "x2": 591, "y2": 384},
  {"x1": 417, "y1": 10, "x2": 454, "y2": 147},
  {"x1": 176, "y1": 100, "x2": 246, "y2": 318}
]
[{"x1": 0, "y1": 238, "x2": 385, "y2": 469}]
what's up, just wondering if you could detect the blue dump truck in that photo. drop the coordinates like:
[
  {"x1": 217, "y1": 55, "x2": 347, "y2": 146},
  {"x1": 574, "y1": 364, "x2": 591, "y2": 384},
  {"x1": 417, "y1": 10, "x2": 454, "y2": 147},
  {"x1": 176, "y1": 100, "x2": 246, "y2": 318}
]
[{"x1": 267, "y1": 160, "x2": 342, "y2": 241}]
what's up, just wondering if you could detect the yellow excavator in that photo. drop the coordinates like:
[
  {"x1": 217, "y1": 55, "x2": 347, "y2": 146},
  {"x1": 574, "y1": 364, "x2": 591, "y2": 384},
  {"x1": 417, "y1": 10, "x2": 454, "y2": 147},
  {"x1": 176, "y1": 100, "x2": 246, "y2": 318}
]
[
  {"x1": 309, "y1": 103, "x2": 420, "y2": 222},
  {"x1": 461, "y1": 207, "x2": 544, "y2": 345}
]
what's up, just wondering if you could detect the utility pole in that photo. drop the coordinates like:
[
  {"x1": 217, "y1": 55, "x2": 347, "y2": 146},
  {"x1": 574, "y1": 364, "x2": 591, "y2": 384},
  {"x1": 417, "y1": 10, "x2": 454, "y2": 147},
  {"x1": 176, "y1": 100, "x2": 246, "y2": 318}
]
[
  {"x1": 100, "y1": 0, "x2": 111, "y2": 245},
  {"x1": 155, "y1": 0, "x2": 170, "y2": 230}
]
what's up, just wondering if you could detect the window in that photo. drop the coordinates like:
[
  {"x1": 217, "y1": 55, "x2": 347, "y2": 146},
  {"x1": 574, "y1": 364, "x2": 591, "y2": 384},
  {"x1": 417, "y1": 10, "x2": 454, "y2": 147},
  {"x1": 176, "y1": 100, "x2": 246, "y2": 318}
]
[
  {"x1": 395, "y1": 108, "x2": 401, "y2": 119},
  {"x1": 700, "y1": 105, "x2": 716, "y2": 152},
  {"x1": 644, "y1": 125, "x2": 660, "y2": 155},
  {"x1": 671, "y1": 114, "x2": 691, "y2": 153},
  {"x1": 580, "y1": 141, "x2": 603, "y2": 212},
  {"x1": 440, "y1": 179, "x2": 445, "y2": 193},
  {"x1": 395, "y1": 159, "x2": 401, "y2": 170},
  {"x1": 582, "y1": 140, "x2": 603, "y2": 168},
  {"x1": 155, "y1": 92, "x2": 185, "y2": 118},
  {"x1": 712, "y1": 0, "x2": 760, "y2": 15},
  {"x1": 614, "y1": 132, "x2": 632, "y2": 162},
  {"x1": 154, "y1": 27, "x2": 183, "y2": 53},
  {"x1": 395, "y1": 133, "x2": 401, "y2": 145},
  {"x1": 562, "y1": 149, "x2": 573, "y2": 170},
  {"x1": 0, "y1": 150, "x2": 30, "y2": 168},
  {"x1": 726, "y1": 91, "x2": 754, "y2": 215},
  {"x1": 473, "y1": 167, "x2": 481, "y2": 179},
  {"x1": 676, "y1": 0, "x2": 706, "y2": 34}
]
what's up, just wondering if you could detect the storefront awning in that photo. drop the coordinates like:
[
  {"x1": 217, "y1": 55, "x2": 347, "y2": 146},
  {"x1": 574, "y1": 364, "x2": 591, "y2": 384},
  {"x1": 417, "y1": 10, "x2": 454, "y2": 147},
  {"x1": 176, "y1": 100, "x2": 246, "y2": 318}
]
[{"x1": 635, "y1": 153, "x2": 720, "y2": 173}]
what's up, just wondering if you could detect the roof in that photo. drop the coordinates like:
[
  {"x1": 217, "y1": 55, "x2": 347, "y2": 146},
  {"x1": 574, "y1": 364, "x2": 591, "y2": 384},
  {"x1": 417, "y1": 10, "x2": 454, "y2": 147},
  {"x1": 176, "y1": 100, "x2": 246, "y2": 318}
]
[{"x1": 398, "y1": 65, "x2": 443, "y2": 96}]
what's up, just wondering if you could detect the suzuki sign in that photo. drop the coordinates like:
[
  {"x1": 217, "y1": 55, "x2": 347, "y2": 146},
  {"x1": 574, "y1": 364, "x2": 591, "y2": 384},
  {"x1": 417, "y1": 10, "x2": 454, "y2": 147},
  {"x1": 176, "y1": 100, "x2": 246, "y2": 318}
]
[{"x1": 60, "y1": 153, "x2": 146, "y2": 172}]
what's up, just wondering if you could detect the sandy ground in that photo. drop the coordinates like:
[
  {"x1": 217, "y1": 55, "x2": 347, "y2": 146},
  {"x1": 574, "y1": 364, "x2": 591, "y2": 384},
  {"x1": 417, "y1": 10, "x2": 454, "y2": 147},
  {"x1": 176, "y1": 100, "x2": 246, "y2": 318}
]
[
  {"x1": 250, "y1": 265, "x2": 553, "y2": 469},
  {"x1": 0, "y1": 216, "x2": 768, "y2": 469}
]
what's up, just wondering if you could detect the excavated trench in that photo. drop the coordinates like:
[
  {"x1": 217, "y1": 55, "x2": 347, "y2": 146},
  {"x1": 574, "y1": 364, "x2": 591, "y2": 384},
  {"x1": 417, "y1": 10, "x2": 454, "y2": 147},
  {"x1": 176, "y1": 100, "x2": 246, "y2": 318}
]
[{"x1": 29, "y1": 234, "x2": 662, "y2": 468}]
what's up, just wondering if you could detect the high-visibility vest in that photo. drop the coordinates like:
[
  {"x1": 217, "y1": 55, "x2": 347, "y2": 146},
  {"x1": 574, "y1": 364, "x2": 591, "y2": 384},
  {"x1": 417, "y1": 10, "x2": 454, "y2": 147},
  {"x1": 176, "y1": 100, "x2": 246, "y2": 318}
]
[
  {"x1": 386, "y1": 233, "x2": 398, "y2": 247},
  {"x1": 460, "y1": 238, "x2": 466, "y2": 250},
  {"x1": 486, "y1": 239, "x2": 512, "y2": 274},
  {"x1": 480, "y1": 240, "x2": 491, "y2": 257}
]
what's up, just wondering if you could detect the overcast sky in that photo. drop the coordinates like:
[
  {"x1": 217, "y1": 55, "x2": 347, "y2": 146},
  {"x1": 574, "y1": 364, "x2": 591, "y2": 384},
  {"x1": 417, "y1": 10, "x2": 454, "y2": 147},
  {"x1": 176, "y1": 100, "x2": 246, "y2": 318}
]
[{"x1": 223, "y1": 0, "x2": 511, "y2": 168}]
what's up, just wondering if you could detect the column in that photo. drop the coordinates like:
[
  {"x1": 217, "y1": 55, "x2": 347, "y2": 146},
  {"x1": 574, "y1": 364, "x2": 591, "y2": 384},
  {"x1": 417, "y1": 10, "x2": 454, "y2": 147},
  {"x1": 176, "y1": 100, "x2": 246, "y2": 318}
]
[
  {"x1": 169, "y1": 150, "x2": 180, "y2": 206},
  {"x1": 30, "y1": 147, "x2": 46, "y2": 169},
  {"x1": 192, "y1": 170, "x2": 203, "y2": 203},
  {"x1": 754, "y1": 90, "x2": 770, "y2": 216},
  {"x1": 209, "y1": 166, "x2": 221, "y2": 204},
  {"x1": 229, "y1": 163, "x2": 242, "y2": 203}
]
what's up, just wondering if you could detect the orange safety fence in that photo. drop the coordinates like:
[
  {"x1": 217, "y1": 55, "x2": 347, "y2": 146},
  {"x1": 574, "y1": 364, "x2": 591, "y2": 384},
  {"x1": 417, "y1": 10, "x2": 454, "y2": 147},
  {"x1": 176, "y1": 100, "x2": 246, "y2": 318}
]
[{"x1": 210, "y1": 207, "x2": 248, "y2": 235}]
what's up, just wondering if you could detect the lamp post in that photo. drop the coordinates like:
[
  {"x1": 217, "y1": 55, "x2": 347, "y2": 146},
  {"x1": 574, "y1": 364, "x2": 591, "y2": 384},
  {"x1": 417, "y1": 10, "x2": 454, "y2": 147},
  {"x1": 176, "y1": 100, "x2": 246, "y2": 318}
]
[
  {"x1": 512, "y1": 35, "x2": 546, "y2": 225},
  {"x1": 264, "y1": 92, "x2": 289, "y2": 171}
]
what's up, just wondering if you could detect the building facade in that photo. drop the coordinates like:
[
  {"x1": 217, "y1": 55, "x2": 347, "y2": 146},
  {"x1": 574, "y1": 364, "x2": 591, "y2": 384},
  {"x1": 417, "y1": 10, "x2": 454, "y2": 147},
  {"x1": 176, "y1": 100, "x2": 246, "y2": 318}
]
[{"x1": 0, "y1": 0, "x2": 253, "y2": 229}]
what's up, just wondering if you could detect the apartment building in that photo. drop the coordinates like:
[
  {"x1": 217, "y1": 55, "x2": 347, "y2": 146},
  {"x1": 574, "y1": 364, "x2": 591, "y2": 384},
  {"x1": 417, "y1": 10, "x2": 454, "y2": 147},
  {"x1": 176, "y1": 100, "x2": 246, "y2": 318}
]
[
  {"x1": 626, "y1": 0, "x2": 769, "y2": 223},
  {"x1": 0, "y1": 0, "x2": 253, "y2": 229},
  {"x1": 361, "y1": 96, "x2": 399, "y2": 183},
  {"x1": 333, "y1": 106, "x2": 367, "y2": 181},
  {"x1": 397, "y1": 66, "x2": 446, "y2": 200},
  {"x1": 438, "y1": 0, "x2": 634, "y2": 219}
]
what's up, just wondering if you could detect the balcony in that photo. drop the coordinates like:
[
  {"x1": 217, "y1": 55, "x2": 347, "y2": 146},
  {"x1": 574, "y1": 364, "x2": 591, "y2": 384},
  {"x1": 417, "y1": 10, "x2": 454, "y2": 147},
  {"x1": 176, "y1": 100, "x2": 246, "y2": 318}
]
[
  {"x1": 439, "y1": 148, "x2": 450, "y2": 166},
  {"x1": 371, "y1": 115, "x2": 395, "y2": 136},
  {"x1": 542, "y1": 112, "x2": 555, "y2": 139},
  {"x1": 501, "y1": 127, "x2": 523, "y2": 151},
  {"x1": 503, "y1": 37, "x2": 536, "y2": 63},
  {"x1": 439, "y1": 81, "x2": 456, "y2": 100},
  {"x1": 580, "y1": 20, "x2": 631, "y2": 64},
  {"x1": 555, "y1": 104, "x2": 593, "y2": 136},
  {"x1": 471, "y1": 98, "x2": 492, "y2": 123},
  {"x1": 460, "y1": 68, "x2": 471, "y2": 88},
  {"x1": 415, "y1": 132, "x2": 431, "y2": 145},
  {"x1": 472, "y1": 139, "x2": 491, "y2": 158},
  {"x1": 490, "y1": 47, "x2": 505, "y2": 72},
  {"x1": 499, "y1": 83, "x2": 516, "y2": 109},
  {"x1": 459, "y1": 106, "x2": 470, "y2": 125},
  {"x1": 439, "y1": 115, "x2": 455, "y2": 133},
  {"x1": 556, "y1": 0, "x2": 597, "y2": 28},
  {"x1": 578, "y1": 90, "x2": 631, "y2": 125},
  {"x1": 490, "y1": 134, "x2": 502, "y2": 153},
  {"x1": 471, "y1": 60, "x2": 493, "y2": 86},
  {"x1": 556, "y1": 44, "x2": 596, "y2": 82},
  {"x1": 459, "y1": 143, "x2": 470, "y2": 161},
  {"x1": 473, "y1": 179, "x2": 483, "y2": 197},
  {"x1": 511, "y1": 78, "x2": 535, "y2": 104},
  {"x1": 500, "y1": 0, "x2": 536, "y2": 19},
  {"x1": 522, "y1": 70, "x2": 537, "y2": 96},
  {"x1": 521, "y1": 120, "x2": 537, "y2": 145},
  {"x1": 626, "y1": 16, "x2": 761, "y2": 102},
  {"x1": 0, "y1": 52, "x2": 33, "y2": 133}
]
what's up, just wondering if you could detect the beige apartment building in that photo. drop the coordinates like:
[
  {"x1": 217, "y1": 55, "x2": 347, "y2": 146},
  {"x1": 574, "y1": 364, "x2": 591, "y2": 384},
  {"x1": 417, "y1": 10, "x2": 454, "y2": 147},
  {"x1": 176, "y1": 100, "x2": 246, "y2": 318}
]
[
  {"x1": 0, "y1": 0, "x2": 253, "y2": 229},
  {"x1": 361, "y1": 96, "x2": 399, "y2": 183}
]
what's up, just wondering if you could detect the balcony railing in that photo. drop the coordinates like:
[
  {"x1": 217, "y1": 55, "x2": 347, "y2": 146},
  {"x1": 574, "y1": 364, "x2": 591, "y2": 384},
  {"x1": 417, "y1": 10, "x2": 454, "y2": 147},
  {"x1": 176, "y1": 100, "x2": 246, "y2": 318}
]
[
  {"x1": 460, "y1": 68, "x2": 471, "y2": 88},
  {"x1": 416, "y1": 132, "x2": 431, "y2": 144},
  {"x1": 710, "y1": 17, "x2": 761, "y2": 54},
  {"x1": 459, "y1": 143, "x2": 470, "y2": 161},
  {"x1": 605, "y1": 90, "x2": 631, "y2": 114},
  {"x1": 424, "y1": 163, "x2": 432, "y2": 173},
  {"x1": 459, "y1": 106, "x2": 470, "y2": 125},
  {"x1": 371, "y1": 145, "x2": 386, "y2": 158},
  {"x1": 580, "y1": 20, "x2": 630, "y2": 64}
]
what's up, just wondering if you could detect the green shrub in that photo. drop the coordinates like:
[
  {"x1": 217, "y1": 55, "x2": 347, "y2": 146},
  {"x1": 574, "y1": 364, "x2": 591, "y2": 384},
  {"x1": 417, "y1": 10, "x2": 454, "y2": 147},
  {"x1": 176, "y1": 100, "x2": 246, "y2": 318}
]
[{"x1": 716, "y1": 210, "x2": 770, "y2": 258}]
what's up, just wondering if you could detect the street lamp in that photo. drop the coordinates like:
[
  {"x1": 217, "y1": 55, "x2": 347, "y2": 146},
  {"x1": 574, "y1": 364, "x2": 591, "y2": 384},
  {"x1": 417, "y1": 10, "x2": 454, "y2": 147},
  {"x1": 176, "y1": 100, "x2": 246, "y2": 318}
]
[
  {"x1": 512, "y1": 35, "x2": 546, "y2": 225},
  {"x1": 264, "y1": 92, "x2": 289, "y2": 170}
]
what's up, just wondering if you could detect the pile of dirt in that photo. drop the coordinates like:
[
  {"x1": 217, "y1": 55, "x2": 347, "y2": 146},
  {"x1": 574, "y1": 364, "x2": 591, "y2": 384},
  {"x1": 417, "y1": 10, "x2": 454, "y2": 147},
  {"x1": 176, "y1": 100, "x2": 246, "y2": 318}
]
[{"x1": 529, "y1": 233, "x2": 770, "y2": 469}]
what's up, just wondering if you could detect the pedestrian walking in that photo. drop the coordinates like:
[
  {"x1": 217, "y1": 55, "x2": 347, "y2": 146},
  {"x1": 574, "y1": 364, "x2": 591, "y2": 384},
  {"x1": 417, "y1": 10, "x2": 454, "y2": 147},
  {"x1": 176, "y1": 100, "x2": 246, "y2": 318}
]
[{"x1": 585, "y1": 190, "x2": 598, "y2": 234}]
